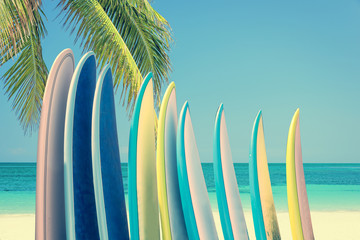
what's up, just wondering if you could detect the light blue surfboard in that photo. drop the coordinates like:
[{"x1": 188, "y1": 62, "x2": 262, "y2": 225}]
[
  {"x1": 177, "y1": 102, "x2": 218, "y2": 240},
  {"x1": 64, "y1": 52, "x2": 99, "y2": 240},
  {"x1": 91, "y1": 65, "x2": 129, "y2": 240},
  {"x1": 213, "y1": 104, "x2": 249, "y2": 240}
]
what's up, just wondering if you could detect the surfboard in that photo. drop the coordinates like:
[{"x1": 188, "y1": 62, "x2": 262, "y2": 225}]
[
  {"x1": 177, "y1": 101, "x2": 218, "y2": 240},
  {"x1": 64, "y1": 52, "x2": 99, "y2": 240},
  {"x1": 36, "y1": 48, "x2": 74, "y2": 240},
  {"x1": 128, "y1": 73, "x2": 160, "y2": 240},
  {"x1": 213, "y1": 104, "x2": 249, "y2": 240},
  {"x1": 249, "y1": 111, "x2": 281, "y2": 240},
  {"x1": 157, "y1": 82, "x2": 188, "y2": 240},
  {"x1": 286, "y1": 109, "x2": 314, "y2": 240},
  {"x1": 92, "y1": 65, "x2": 129, "y2": 240}
]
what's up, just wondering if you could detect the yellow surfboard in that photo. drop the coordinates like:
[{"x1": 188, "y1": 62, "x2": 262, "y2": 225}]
[
  {"x1": 286, "y1": 109, "x2": 314, "y2": 240},
  {"x1": 250, "y1": 111, "x2": 281, "y2": 240},
  {"x1": 129, "y1": 73, "x2": 160, "y2": 240},
  {"x1": 157, "y1": 83, "x2": 187, "y2": 240}
]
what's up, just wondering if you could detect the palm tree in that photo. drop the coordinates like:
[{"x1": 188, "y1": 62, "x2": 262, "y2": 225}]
[{"x1": 0, "y1": 0, "x2": 172, "y2": 134}]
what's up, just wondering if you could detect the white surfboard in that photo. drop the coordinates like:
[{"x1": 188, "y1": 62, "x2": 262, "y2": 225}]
[{"x1": 177, "y1": 101, "x2": 218, "y2": 240}]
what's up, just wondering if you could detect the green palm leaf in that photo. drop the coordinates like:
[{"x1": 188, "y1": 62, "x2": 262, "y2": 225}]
[
  {"x1": 99, "y1": 0, "x2": 172, "y2": 108},
  {"x1": 59, "y1": 0, "x2": 172, "y2": 114},
  {"x1": 0, "y1": 0, "x2": 44, "y2": 63},
  {"x1": 126, "y1": 0, "x2": 172, "y2": 44},
  {"x1": 0, "y1": 1, "x2": 48, "y2": 134},
  {"x1": 0, "y1": 0, "x2": 172, "y2": 134},
  {"x1": 59, "y1": 0, "x2": 143, "y2": 113}
]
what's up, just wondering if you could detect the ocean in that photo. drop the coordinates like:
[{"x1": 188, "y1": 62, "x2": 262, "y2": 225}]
[{"x1": 0, "y1": 163, "x2": 359, "y2": 215}]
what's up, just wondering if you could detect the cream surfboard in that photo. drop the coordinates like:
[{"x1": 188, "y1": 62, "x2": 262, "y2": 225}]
[
  {"x1": 213, "y1": 104, "x2": 249, "y2": 240},
  {"x1": 249, "y1": 111, "x2": 281, "y2": 240},
  {"x1": 128, "y1": 73, "x2": 160, "y2": 240},
  {"x1": 36, "y1": 49, "x2": 74, "y2": 240},
  {"x1": 177, "y1": 102, "x2": 218, "y2": 240},
  {"x1": 92, "y1": 65, "x2": 129, "y2": 239},
  {"x1": 157, "y1": 82, "x2": 188, "y2": 240},
  {"x1": 64, "y1": 52, "x2": 99, "y2": 239},
  {"x1": 286, "y1": 109, "x2": 314, "y2": 240}
]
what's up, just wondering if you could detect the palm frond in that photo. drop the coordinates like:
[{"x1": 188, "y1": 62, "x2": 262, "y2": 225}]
[
  {"x1": 98, "y1": 0, "x2": 172, "y2": 109},
  {"x1": 129, "y1": 0, "x2": 172, "y2": 49},
  {"x1": 127, "y1": 0, "x2": 171, "y2": 31},
  {"x1": 1, "y1": 1, "x2": 48, "y2": 134},
  {"x1": 59, "y1": 0, "x2": 146, "y2": 114},
  {"x1": 59, "y1": 0, "x2": 172, "y2": 114},
  {"x1": 0, "y1": 0, "x2": 44, "y2": 63}
]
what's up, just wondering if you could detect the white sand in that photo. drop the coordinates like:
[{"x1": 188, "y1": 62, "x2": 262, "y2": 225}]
[
  {"x1": 0, "y1": 211, "x2": 359, "y2": 239},
  {"x1": 213, "y1": 211, "x2": 360, "y2": 240},
  {"x1": 0, "y1": 214, "x2": 35, "y2": 240}
]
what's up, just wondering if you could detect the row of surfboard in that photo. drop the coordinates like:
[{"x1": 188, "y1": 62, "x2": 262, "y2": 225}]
[{"x1": 35, "y1": 49, "x2": 314, "y2": 240}]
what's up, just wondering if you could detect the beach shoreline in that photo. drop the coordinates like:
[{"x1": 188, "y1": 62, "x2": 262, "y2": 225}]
[{"x1": 1, "y1": 211, "x2": 359, "y2": 240}]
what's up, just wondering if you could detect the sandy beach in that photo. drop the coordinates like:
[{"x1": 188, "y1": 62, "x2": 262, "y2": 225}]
[
  {"x1": 0, "y1": 214, "x2": 35, "y2": 240},
  {"x1": 214, "y1": 211, "x2": 360, "y2": 240},
  {"x1": 0, "y1": 211, "x2": 359, "y2": 239}
]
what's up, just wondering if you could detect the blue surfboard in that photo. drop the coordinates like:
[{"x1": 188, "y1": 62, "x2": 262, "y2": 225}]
[
  {"x1": 177, "y1": 102, "x2": 218, "y2": 240},
  {"x1": 213, "y1": 104, "x2": 249, "y2": 240},
  {"x1": 64, "y1": 52, "x2": 99, "y2": 240},
  {"x1": 91, "y1": 65, "x2": 129, "y2": 240}
]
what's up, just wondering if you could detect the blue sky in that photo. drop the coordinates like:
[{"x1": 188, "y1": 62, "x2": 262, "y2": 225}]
[{"x1": 0, "y1": 0, "x2": 359, "y2": 163}]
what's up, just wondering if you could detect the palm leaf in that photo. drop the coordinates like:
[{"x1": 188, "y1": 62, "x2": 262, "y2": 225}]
[
  {"x1": 59, "y1": 0, "x2": 172, "y2": 114},
  {"x1": 0, "y1": 0, "x2": 44, "y2": 63},
  {"x1": 99, "y1": 0, "x2": 172, "y2": 109},
  {"x1": 127, "y1": 0, "x2": 172, "y2": 44},
  {"x1": 0, "y1": 1, "x2": 48, "y2": 134},
  {"x1": 59, "y1": 0, "x2": 145, "y2": 114}
]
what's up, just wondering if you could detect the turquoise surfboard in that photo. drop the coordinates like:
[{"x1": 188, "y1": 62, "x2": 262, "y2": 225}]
[
  {"x1": 64, "y1": 52, "x2": 99, "y2": 240},
  {"x1": 249, "y1": 111, "x2": 281, "y2": 240},
  {"x1": 213, "y1": 104, "x2": 249, "y2": 240},
  {"x1": 177, "y1": 102, "x2": 218, "y2": 240},
  {"x1": 36, "y1": 49, "x2": 74, "y2": 240},
  {"x1": 92, "y1": 65, "x2": 129, "y2": 239},
  {"x1": 128, "y1": 73, "x2": 160, "y2": 240},
  {"x1": 157, "y1": 82, "x2": 188, "y2": 240}
]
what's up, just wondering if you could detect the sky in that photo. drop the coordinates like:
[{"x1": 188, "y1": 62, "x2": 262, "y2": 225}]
[{"x1": 0, "y1": 0, "x2": 359, "y2": 163}]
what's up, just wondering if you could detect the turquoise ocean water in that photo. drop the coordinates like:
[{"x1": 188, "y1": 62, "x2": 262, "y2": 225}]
[{"x1": 0, "y1": 163, "x2": 359, "y2": 214}]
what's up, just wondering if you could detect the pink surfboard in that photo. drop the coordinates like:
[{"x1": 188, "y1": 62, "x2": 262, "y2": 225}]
[{"x1": 36, "y1": 49, "x2": 74, "y2": 240}]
